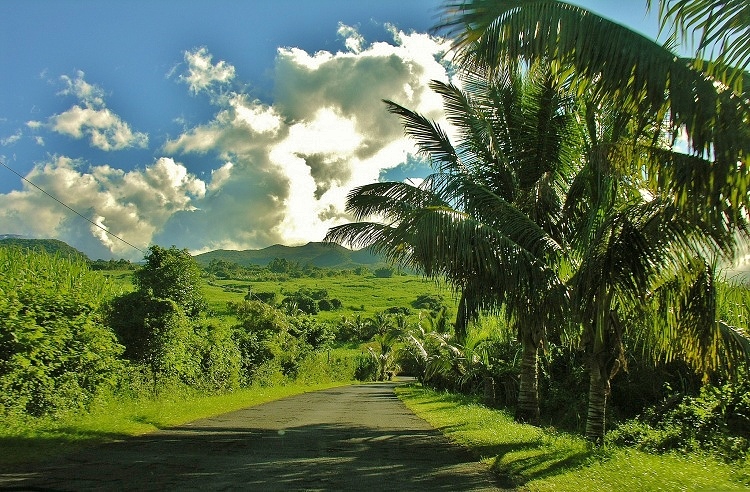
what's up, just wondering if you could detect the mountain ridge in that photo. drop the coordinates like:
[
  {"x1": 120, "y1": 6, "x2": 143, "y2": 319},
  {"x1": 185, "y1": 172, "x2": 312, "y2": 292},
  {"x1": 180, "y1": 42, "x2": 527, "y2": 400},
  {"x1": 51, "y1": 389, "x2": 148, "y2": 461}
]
[
  {"x1": 193, "y1": 241, "x2": 385, "y2": 269},
  {"x1": 0, "y1": 236, "x2": 387, "y2": 270}
]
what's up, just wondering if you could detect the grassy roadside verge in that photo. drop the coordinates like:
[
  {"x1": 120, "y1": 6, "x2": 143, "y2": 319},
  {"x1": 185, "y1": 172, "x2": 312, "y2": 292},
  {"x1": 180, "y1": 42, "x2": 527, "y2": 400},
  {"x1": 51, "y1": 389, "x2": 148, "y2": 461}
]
[
  {"x1": 396, "y1": 384, "x2": 749, "y2": 491},
  {"x1": 0, "y1": 381, "x2": 348, "y2": 468}
]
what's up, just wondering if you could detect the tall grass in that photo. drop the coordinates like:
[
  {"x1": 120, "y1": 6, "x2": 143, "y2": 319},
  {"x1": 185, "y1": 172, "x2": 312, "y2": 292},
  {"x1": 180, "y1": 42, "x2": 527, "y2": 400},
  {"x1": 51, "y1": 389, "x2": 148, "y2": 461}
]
[{"x1": 0, "y1": 247, "x2": 122, "y2": 302}]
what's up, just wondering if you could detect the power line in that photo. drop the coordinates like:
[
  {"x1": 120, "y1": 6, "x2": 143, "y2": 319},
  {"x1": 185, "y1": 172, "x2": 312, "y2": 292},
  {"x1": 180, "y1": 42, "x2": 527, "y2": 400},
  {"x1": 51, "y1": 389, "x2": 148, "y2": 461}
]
[{"x1": 0, "y1": 159, "x2": 145, "y2": 254}]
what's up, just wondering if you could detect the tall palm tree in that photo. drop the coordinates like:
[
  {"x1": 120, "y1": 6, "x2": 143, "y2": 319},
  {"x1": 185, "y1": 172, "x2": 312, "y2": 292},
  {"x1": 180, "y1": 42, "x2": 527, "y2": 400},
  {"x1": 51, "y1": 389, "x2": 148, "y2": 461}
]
[
  {"x1": 327, "y1": 64, "x2": 579, "y2": 423},
  {"x1": 559, "y1": 84, "x2": 746, "y2": 443},
  {"x1": 439, "y1": 0, "x2": 750, "y2": 443}
]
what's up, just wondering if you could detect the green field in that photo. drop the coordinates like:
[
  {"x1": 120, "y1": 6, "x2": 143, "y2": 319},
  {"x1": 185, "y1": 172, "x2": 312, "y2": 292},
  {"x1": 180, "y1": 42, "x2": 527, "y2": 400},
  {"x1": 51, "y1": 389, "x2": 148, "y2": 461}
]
[{"x1": 203, "y1": 273, "x2": 457, "y2": 321}]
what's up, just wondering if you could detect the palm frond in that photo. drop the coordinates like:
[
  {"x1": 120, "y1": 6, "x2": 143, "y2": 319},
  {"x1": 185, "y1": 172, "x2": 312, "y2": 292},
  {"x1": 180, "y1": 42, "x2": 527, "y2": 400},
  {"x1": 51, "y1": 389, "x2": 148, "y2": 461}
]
[{"x1": 437, "y1": 0, "x2": 749, "y2": 164}]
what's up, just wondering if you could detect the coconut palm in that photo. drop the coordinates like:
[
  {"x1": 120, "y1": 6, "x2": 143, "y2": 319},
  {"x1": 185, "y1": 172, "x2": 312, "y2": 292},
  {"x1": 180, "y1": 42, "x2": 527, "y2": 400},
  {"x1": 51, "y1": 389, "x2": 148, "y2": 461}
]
[
  {"x1": 439, "y1": 0, "x2": 750, "y2": 443},
  {"x1": 560, "y1": 90, "x2": 748, "y2": 442},
  {"x1": 437, "y1": 0, "x2": 750, "y2": 206},
  {"x1": 326, "y1": 63, "x2": 579, "y2": 423}
]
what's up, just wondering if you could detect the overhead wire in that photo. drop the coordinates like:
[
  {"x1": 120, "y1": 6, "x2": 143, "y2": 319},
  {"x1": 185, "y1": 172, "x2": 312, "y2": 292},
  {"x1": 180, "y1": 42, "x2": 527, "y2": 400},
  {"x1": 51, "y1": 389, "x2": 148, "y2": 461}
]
[{"x1": 0, "y1": 159, "x2": 145, "y2": 254}]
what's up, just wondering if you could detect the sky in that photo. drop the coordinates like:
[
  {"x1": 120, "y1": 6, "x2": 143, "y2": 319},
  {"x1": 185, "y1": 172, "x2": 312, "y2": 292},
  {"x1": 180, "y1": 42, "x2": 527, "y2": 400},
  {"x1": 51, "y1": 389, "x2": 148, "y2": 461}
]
[{"x1": 0, "y1": 1, "x2": 674, "y2": 261}]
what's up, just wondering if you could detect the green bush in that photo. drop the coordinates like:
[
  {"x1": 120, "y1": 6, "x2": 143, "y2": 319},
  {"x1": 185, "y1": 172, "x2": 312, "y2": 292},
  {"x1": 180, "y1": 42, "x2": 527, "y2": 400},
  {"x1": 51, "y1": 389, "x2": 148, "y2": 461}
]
[
  {"x1": 354, "y1": 353, "x2": 379, "y2": 381},
  {"x1": 411, "y1": 293, "x2": 445, "y2": 312},
  {"x1": 0, "y1": 248, "x2": 124, "y2": 416},
  {"x1": 294, "y1": 349, "x2": 360, "y2": 384},
  {"x1": 193, "y1": 319, "x2": 241, "y2": 392},
  {"x1": 107, "y1": 293, "x2": 200, "y2": 385},
  {"x1": 374, "y1": 267, "x2": 394, "y2": 278},
  {"x1": 134, "y1": 245, "x2": 207, "y2": 318},
  {"x1": 608, "y1": 377, "x2": 750, "y2": 461}
]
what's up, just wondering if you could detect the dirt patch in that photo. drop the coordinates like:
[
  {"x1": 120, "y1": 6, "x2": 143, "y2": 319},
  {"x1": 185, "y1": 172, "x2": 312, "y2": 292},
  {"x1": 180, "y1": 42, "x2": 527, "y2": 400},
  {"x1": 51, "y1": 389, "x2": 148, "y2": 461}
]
[{"x1": 0, "y1": 382, "x2": 507, "y2": 491}]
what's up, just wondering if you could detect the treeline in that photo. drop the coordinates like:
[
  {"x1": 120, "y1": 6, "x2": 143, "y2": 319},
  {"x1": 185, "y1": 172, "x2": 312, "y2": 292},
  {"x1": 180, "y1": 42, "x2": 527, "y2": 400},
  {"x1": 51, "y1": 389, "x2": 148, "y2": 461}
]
[{"x1": 204, "y1": 257, "x2": 397, "y2": 282}]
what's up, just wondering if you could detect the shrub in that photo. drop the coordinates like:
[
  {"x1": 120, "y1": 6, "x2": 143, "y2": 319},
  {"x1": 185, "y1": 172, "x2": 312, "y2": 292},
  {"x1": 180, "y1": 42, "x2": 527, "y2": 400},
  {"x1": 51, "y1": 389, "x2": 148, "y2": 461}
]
[
  {"x1": 608, "y1": 377, "x2": 750, "y2": 461},
  {"x1": 354, "y1": 353, "x2": 379, "y2": 381},
  {"x1": 374, "y1": 267, "x2": 394, "y2": 278},
  {"x1": 0, "y1": 248, "x2": 124, "y2": 416},
  {"x1": 281, "y1": 295, "x2": 319, "y2": 315},
  {"x1": 318, "y1": 298, "x2": 333, "y2": 311},
  {"x1": 193, "y1": 319, "x2": 241, "y2": 392},
  {"x1": 107, "y1": 293, "x2": 199, "y2": 385},
  {"x1": 246, "y1": 290, "x2": 278, "y2": 305},
  {"x1": 134, "y1": 245, "x2": 207, "y2": 318},
  {"x1": 412, "y1": 293, "x2": 445, "y2": 312}
]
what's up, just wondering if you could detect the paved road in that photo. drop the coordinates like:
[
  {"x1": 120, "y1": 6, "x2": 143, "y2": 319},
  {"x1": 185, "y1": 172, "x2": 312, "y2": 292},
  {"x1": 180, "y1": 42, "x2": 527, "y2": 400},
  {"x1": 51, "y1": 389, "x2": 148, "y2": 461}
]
[{"x1": 1, "y1": 383, "x2": 505, "y2": 491}]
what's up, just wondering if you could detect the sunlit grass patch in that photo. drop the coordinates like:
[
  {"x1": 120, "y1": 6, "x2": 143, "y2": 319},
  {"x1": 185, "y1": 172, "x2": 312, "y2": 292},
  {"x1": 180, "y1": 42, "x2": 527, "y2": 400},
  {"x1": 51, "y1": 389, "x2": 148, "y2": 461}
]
[{"x1": 396, "y1": 384, "x2": 748, "y2": 491}]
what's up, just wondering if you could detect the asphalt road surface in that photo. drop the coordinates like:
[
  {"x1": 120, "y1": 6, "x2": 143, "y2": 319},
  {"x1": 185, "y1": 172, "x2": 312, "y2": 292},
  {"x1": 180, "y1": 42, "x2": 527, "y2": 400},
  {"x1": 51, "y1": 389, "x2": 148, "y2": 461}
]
[{"x1": 1, "y1": 382, "x2": 506, "y2": 491}]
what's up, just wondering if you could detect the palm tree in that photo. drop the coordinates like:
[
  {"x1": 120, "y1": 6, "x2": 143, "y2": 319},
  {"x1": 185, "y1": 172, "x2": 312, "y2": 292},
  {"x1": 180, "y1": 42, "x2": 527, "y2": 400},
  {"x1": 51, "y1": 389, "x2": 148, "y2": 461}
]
[
  {"x1": 439, "y1": 0, "x2": 750, "y2": 444},
  {"x1": 327, "y1": 64, "x2": 579, "y2": 423},
  {"x1": 559, "y1": 86, "x2": 746, "y2": 443},
  {"x1": 437, "y1": 0, "x2": 750, "y2": 205}
]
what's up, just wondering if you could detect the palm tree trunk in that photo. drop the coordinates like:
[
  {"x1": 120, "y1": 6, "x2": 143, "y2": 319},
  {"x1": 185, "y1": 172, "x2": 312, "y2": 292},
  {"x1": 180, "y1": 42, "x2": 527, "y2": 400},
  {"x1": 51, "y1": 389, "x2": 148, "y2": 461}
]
[
  {"x1": 454, "y1": 291, "x2": 469, "y2": 344},
  {"x1": 515, "y1": 338, "x2": 540, "y2": 424},
  {"x1": 585, "y1": 362, "x2": 608, "y2": 444}
]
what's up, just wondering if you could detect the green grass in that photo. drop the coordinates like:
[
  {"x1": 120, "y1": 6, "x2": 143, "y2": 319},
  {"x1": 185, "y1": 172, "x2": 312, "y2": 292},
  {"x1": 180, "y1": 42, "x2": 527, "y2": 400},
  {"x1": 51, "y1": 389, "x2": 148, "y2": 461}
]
[
  {"x1": 0, "y1": 382, "x2": 347, "y2": 468},
  {"x1": 396, "y1": 384, "x2": 750, "y2": 491},
  {"x1": 97, "y1": 268, "x2": 456, "y2": 321},
  {"x1": 205, "y1": 273, "x2": 456, "y2": 321}
]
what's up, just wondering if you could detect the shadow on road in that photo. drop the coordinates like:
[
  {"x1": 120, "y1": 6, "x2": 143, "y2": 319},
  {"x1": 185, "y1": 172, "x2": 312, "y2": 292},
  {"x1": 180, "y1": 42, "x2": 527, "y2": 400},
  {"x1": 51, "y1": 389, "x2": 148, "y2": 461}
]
[{"x1": 0, "y1": 383, "x2": 505, "y2": 491}]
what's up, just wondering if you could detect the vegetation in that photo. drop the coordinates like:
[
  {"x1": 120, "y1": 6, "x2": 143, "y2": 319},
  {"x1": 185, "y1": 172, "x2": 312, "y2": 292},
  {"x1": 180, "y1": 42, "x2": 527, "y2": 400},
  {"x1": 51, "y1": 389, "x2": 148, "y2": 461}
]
[
  {"x1": 397, "y1": 384, "x2": 750, "y2": 491},
  {"x1": 0, "y1": 246, "x2": 453, "y2": 456},
  {"x1": 327, "y1": 0, "x2": 750, "y2": 446},
  {"x1": 1, "y1": 0, "x2": 749, "y2": 484},
  {"x1": 0, "y1": 248, "x2": 124, "y2": 417}
]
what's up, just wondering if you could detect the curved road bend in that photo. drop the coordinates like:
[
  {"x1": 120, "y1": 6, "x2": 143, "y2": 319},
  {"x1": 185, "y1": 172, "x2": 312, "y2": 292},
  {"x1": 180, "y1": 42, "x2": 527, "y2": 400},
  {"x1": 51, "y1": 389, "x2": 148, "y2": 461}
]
[{"x1": 1, "y1": 382, "x2": 507, "y2": 491}]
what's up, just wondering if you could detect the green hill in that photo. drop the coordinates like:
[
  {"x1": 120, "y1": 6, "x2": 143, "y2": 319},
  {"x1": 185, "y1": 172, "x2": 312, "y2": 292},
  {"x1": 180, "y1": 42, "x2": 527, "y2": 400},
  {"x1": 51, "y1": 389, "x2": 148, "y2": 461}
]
[
  {"x1": 0, "y1": 237, "x2": 90, "y2": 261},
  {"x1": 194, "y1": 242, "x2": 386, "y2": 269}
]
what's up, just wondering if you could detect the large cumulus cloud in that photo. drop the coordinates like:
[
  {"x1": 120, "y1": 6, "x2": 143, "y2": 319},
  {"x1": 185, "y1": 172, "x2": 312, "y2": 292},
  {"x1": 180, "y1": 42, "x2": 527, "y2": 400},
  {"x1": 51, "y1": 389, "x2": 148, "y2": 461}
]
[
  {"x1": 160, "y1": 26, "x2": 451, "y2": 253},
  {"x1": 0, "y1": 25, "x2": 451, "y2": 259},
  {"x1": 0, "y1": 156, "x2": 205, "y2": 259}
]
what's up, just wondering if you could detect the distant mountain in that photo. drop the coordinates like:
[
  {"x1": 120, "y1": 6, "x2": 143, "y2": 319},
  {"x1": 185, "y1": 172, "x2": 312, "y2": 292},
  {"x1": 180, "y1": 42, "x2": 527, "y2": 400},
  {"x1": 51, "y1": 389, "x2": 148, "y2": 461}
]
[
  {"x1": 194, "y1": 242, "x2": 385, "y2": 269},
  {"x1": 0, "y1": 237, "x2": 89, "y2": 261}
]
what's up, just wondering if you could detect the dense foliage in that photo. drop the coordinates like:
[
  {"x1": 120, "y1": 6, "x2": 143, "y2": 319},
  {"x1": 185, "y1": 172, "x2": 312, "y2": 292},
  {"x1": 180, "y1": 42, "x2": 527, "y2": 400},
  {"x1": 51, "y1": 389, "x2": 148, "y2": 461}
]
[{"x1": 0, "y1": 248, "x2": 124, "y2": 416}]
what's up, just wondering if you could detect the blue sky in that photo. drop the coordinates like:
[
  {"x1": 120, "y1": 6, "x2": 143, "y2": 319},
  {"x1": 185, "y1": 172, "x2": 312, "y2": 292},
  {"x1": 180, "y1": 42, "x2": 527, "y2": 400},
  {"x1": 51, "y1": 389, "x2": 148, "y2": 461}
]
[{"x1": 0, "y1": 1, "x2": 674, "y2": 260}]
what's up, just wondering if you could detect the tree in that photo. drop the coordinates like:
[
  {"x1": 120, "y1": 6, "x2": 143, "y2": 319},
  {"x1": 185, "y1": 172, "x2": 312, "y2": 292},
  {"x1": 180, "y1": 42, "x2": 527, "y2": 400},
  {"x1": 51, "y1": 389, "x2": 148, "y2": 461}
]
[
  {"x1": 438, "y1": 0, "x2": 750, "y2": 198},
  {"x1": 134, "y1": 245, "x2": 207, "y2": 318},
  {"x1": 327, "y1": 64, "x2": 577, "y2": 423},
  {"x1": 438, "y1": 0, "x2": 750, "y2": 442}
]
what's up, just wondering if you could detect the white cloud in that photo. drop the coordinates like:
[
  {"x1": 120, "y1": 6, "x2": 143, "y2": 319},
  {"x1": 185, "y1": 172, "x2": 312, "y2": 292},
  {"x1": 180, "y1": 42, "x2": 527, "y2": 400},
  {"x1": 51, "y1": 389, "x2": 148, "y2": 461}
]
[
  {"x1": 1, "y1": 130, "x2": 22, "y2": 146},
  {"x1": 40, "y1": 72, "x2": 149, "y2": 151},
  {"x1": 50, "y1": 105, "x2": 149, "y2": 151},
  {"x1": 0, "y1": 156, "x2": 207, "y2": 260},
  {"x1": 159, "y1": 28, "x2": 452, "y2": 253},
  {"x1": 58, "y1": 70, "x2": 106, "y2": 108},
  {"x1": 181, "y1": 47, "x2": 236, "y2": 94},
  {"x1": 0, "y1": 26, "x2": 452, "y2": 259},
  {"x1": 337, "y1": 23, "x2": 365, "y2": 54}
]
